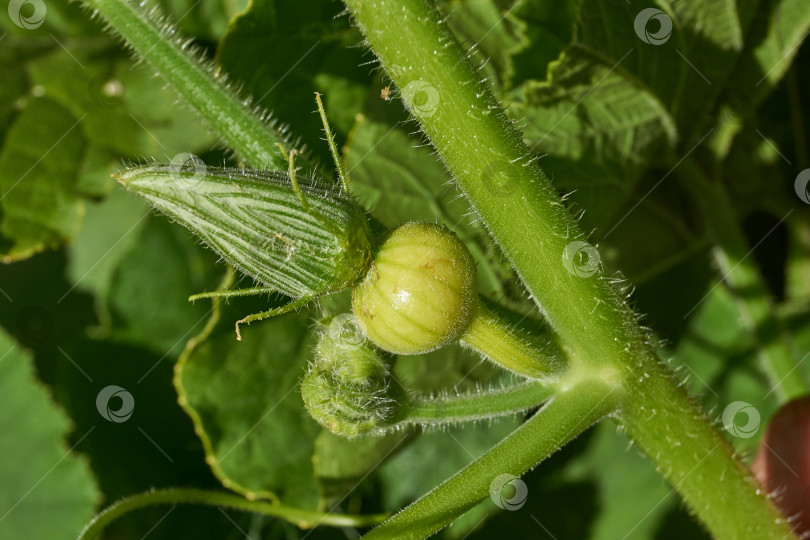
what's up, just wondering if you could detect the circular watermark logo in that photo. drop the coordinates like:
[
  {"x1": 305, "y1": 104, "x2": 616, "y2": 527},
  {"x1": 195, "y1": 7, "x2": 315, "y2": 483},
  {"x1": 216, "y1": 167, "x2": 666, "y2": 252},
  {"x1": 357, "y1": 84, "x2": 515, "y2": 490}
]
[
  {"x1": 15, "y1": 305, "x2": 55, "y2": 344},
  {"x1": 96, "y1": 385, "x2": 135, "y2": 423},
  {"x1": 402, "y1": 80, "x2": 440, "y2": 118},
  {"x1": 327, "y1": 313, "x2": 365, "y2": 347},
  {"x1": 168, "y1": 153, "x2": 207, "y2": 188},
  {"x1": 489, "y1": 473, "x2": 528, "y2": 511},
  {"x1": 722, "y1": 401, "x2": 760, "y2": 439},
  {"x1": 8, "y1": 0, "x2": 46, "y2": 29},
  {"x1": 795, "y1": 168, "x2": 810, "y2": 204},
  {"x1": 562, "y1": 241, "x2": 601, "y2": 278},
  {"x1": 634, "y1": 8, "x2": 672, "y2": 45},
  {"x1": 481, "y1": 160, "x2": 516, "y2": 198},
  {"x1": 88, "y1": 73, "x2": 126, "y2": 110}
]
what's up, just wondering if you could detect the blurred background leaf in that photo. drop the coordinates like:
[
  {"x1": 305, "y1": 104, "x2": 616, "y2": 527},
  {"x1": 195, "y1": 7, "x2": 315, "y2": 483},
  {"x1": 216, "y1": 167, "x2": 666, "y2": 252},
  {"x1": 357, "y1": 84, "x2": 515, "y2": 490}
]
[{"x1": 0, "y1": 329, "x2": 99, "y2": 539}]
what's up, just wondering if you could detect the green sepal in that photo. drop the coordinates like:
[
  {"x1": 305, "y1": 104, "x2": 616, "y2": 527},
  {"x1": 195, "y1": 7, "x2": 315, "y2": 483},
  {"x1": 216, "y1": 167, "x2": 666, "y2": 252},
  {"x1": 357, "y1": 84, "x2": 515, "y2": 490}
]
[{"x1": 116, "y1": 165, "x2": 372, "y2": 298}]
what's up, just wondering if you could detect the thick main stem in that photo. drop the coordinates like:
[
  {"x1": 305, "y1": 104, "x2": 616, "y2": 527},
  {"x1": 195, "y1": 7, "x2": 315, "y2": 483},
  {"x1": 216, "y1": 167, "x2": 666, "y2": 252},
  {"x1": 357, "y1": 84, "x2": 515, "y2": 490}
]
[
  {"x1": 341, "y1": 0, "x2": 795, "y2": 537},
  {"x1": 342, "y1": 1, "x2": 638, "y2": 368},
  {"x1": 620, "y1": 357, "x2": 791, "y2": 538}
]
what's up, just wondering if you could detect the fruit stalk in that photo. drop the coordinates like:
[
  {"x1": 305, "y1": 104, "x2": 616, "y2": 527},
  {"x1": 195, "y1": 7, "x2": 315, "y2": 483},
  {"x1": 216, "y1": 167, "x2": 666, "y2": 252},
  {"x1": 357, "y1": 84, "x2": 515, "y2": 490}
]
[{"x1": 460, "y1": 303, "x2": 565, "y2": 379}]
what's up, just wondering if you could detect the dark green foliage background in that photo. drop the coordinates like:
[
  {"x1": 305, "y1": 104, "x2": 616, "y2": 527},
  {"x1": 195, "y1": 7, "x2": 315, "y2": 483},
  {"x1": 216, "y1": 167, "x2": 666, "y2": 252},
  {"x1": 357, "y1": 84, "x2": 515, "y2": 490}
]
[{"x1": 1, "y1": 0, "x2": 809, "y2": 538}]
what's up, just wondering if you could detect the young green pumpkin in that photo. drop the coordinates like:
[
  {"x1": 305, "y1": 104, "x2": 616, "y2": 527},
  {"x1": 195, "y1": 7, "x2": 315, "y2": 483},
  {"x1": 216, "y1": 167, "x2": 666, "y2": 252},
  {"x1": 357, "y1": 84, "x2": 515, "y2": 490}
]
[{"x1": 352, "y1": 222, "x2": 478, "y2": 355}]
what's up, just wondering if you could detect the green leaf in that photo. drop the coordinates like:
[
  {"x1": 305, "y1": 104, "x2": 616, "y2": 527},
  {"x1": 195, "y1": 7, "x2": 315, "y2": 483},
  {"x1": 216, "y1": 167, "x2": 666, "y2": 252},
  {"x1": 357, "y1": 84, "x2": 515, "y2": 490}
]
[
  {"x1": 574, "y1": 0, "x2": 746, "y2": 133},
  {"x1": 512, "y1": 48, "x2": 677, "y2": 228},
  {"x1": 394, "y1": 342, "x2": 508, "y2": 396},
  {"x1": 563, "y1": 422, "x2": 705, "y2": 540},
  {"x1": 711, "y1": 0, "x2": 810, "y2": 156},
  {"x1": 598, "y1": 187, "x2": 702, "y2": 286},
  {"x1": 216, "y1": 0, "x2": 373, "y2": 161},
  {"x1": 106, "y1": 215, "x2": 222, "y2": 354},
  {"x1": 11, "y1": 0, "x2": 103, "y2": 36},
  {"x1": 0, "y1": 30, "x2": 221, "y2": 263},
  {"x1": 27, "y1": 48, "x2": 135, "y2": 156},
  {"x1": 781, "y1": 301, "x2": 810, "y2": 383},
  {"x1": 345, "y1": 117, "x2": 467, "y2": 228},
  {"x1": 0, "y1": 329, "x2": 99, "y2": 538},
  {"x1": 313, "y1": 430, "x2": 409, "y2": 508},
  {"x1": 175, "y1": 296, "x2": 322, "y2": 507},
  {"x1": 65, "y1": 188, "x2": 149, "y2": 306},
  {"x1": 0, "y1": 97, "x2": 86, "y2": 261},
  {"x1": 27, "y1": 48, "x2": 218, "y2": 159},
  {"x1": 159, "y1": 0, "x2": 240, "y2": 41},
  {"x1": 1, "y1": 237, "x2": 257, "y2": 538},
  {"x1": 509, "y1": 0, "x2": 578, "y2": 86},
  {"x1": 116, "y1": 63, "x2": 221, "y2": 157},
  {"x1": 0, "y1": 69, "x2": 27, "y2": 138},
  {"x1": 378, "y1": 420, "x2": 519, "y2": 519},
  {"x1": 509, "y1": 0, "x2": 759, "y2": 229},
  {"x1": 786, "y1": 214, "x2": 810, "y2": 303}
]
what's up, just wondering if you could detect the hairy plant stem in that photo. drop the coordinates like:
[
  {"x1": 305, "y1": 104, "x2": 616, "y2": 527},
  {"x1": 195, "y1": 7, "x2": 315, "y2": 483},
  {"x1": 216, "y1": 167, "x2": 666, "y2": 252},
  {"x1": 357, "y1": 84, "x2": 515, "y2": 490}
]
[
  {"x1": 365, "y1": 376, "x2": 618, "y2": 539},
  {"x1": 81, "y1": 0, "x2": 288, "y2": 169},
  {"x1": 341, "y1": 0, "x2": 796, "y2": 537},
  {"x1": 76, "y1": 488, "x2": 387, "y2": 539},
  {"x1": 460, "y1": 303, "x2": 566, "y2": 379},
  {"x1": 681, "y1": 159, "x2": 807, "y2": 401},
  {"x1": 388, "y1": 379, "x2": 554, "y2": 430},
  {"x1": 618, "y1": 356, "x2": 791, "y2": 537}
]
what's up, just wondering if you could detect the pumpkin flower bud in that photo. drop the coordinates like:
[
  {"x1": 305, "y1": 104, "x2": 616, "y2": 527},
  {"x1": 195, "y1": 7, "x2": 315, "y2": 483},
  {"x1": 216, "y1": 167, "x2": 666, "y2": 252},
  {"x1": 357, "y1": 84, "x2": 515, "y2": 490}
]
[
  {"x1": 351, "y1": 222, "x2": 478, "y2": 355},
  {"x1": 115, "y1": 165, "x2": 372, "y2": 298}
]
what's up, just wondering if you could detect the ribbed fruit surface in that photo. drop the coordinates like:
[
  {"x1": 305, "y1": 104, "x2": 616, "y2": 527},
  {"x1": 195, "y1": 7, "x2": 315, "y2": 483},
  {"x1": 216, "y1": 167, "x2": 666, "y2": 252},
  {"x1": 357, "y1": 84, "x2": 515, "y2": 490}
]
[{"x1": 352, "y1": 222, "x2": 477, "y2": 355}]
